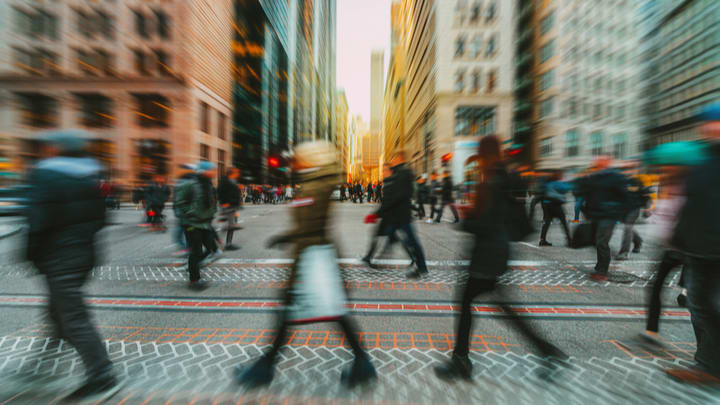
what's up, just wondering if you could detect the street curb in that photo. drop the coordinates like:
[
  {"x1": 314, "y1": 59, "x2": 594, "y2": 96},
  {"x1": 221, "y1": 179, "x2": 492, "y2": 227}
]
[{"x1": 0, "y1": 224, "x2": 23, "y2": 240}]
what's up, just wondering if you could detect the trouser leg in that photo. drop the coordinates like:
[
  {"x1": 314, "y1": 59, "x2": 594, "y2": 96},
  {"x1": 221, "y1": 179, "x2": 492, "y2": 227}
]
[
  {"x1": 594, "y1": 219, "x2": 616, "y2": 275},
  {"x1": 454, "y1": 278, "x2": 494, "y2": 357},
  {"x1": 574, "y1": 197, "x2": 583, "y2": 221},
  {"x1": 619, "y1": 209, "x2": 640, "y2": 254},
  {"x1": 450, "y1": 203, "x2": 459, "y2": 221},
  {"x1": 45, "y1": 272, "x2": 113, "y2": 381},
  {"x1": 553, "y1": 204, "x2": 571, "y2": 243},
  {"x1": 398, "y1": 224, "x2": 427, "y2": 272},
  {"x1": 185, "y1": 228, "x2": 208, "y2": 282},
  {"x1": 540, "y1": 203, "x2": 551, "y2": 240},
  {"x1": 436, "y1": 202, "x2": 445, "y2": 222},
  {"x1": 685, "y1": 258, "x2": 720, "y2": 375},
  {"x1": 646, "y1": 250, "x2": 684, "y2": 333},
  {"x1": 225, "y1": 209, "x2": 236, "y2": 245},
  {"x1": 336, "y1": 317, "x2": 368, "y2": 359}
]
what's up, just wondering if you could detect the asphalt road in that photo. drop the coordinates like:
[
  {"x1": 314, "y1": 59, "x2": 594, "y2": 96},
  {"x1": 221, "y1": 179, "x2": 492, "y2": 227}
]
[{"x1": 0, "y1": 203, "x2": 716, "y2": 405}]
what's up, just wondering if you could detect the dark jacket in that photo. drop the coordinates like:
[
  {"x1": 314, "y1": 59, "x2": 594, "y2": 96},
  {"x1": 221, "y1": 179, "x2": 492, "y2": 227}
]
[
  {"x1": 441, "y1": 177, "x2": 454, "y2": 202},
  {"x1": 25, "y1": 157, "x2": 105, "y2": 273},
  {"x1": 428, "y1": 180, "x2": 441, "y2": 202},
  {"x1": 174, "y1": 175, "x2": 217, "y2": 229},
  {"x1": 416, "y1": 182, "x2": 428, "y2": 203},
  {"x1": 145, "y1": 182, "x2": 171, "y2": 207},
  {"x1": 672, "y1": 143, "x2": 720, "y2": 259},
  {"x1": 625, "y1": 176, "x2": 651, "y2": 211},
  {"x1": 462, "y1": 164, "x2": 511, "y2": 280},
  {"x1": 217, "y1": 176, "x2": 241, "y2": 207},
  {"x1": 376, "y1": 163, "x2": 414, "y2": 225},
  {"x1": 575, "y1": 169, "x2": 629, "y2": 220}
]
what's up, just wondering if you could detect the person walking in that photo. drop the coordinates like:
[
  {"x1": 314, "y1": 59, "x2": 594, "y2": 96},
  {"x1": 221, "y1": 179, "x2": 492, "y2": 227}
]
[
  {"x1": 434, "y1": 135, "x2": 565, "y2": 382},
  {"x1": 434, "y1": 171, "x2": 460, "y2": 223},
  {"x1": 538, "y1": 172, "x2": 573, "y2": 247},
  {"x1": 665, "y1": 104, "x2": 720, "y2": 383},
  {"x1": 145, "y1": 175, "x2": 171, "y2": 231},
  {"x1": 376, "y1": 182, "x2": 383, "y2": 203},
  {"x1": 236, "y1": 141, "x2": 376, "y2": 389},
  {"x1": 172, "y1": 164, "x2": 197, "y2": 255},
  {"x1": 218, "y1": 167, "x2": 242, "y2": 251},
  {"x1": 616, "y1": 164, "x2": 649, "y2": 260},
  {"x1": 415, "y1": 176, "x2": 428, "y2": 219},
  {"x1": 528, "y1": 173, "x2": 548, "y2": 222},
  {"x1": 175, "y1": 161, "x2": 220, "y2": 291},
  {"x1": 427, "y1": 172, "x2": 440, "y2": 223},
  {"x1": 373, "y1": 152, "x2": 429, "y2": 279},
  {"x1": 574, "y1": 157, "x2": 630, "y2": 282},
  {"x1": 25, "y1": 130, "x2": 121, "y2": 402}
]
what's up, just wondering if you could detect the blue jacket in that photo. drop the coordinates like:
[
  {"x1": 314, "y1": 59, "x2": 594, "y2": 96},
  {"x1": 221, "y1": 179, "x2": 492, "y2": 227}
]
[{"x1": 543, "y1": 181, "x2": 572, "y2": 204}]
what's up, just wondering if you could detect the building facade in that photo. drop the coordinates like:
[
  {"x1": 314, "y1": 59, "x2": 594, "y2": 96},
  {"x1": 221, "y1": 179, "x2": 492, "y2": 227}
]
[
  {"x1": 384, "y1": 0, "x2": 515, "y2": 184},
  {"x1": 642, "y1": 0, "x2": 720, "y2": 146},
  {"x1": 0, "y1": 0, "x2": 234, "y2": 185},
  {"x1": 335, "y1": 89, "x2": 349, "y2": 179},
  {"x1": 517, "y1": 0, "x2": 647, "y2": 172}
]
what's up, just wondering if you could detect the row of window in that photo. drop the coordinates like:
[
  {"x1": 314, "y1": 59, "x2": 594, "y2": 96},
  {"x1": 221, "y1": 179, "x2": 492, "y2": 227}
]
[
  {"x1": 659, "y1": 49, "x2": 720, "y2": 93},
  {"x1": 562, "y1": 45, "x2": 633, "y2": 69},
  {"x1": 454, "y1": 34, "x2": 497, "y2": 59},
  {"x1": 454, "y1": 106, "x2": 496, "y2": 137},
  {"x1": 658, "y1": 72, "x2": 719, "y2": 112},
  {"x1": 199, "y1": 102, "x2": 227, "y2": 140},
  {"x1": 540, "y1": 96, "x2": 636, "y2": 124},
  {"x1": 563, "y1": 73, "x2": 632, "y2": 97},
  {"x1": 13, "y1": 7, "x2": 58, "y2": 40},
  {"x1": 661, "y1": 0, "x2": 716, "y2": 50},
  {"x1": 454, "y1": 69, "x2": 497, "y2": 93},
  {"x1": 660, "y1": 30, "x2": 718, "y2": 77},
  {"x1": 539, "y1": 130, "x2": 630, "y2": 159},
  {"x1": 454, "y1": 0, "x2": 497, "y2": 25}
]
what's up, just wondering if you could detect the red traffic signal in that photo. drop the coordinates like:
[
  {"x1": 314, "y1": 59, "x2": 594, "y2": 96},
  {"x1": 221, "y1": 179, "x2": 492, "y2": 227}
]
[
  {"x1": 268, "y1": 156, "x2": 280, "y2": 168},
  {"x1": 441, "y1": 152, "x2": 453, "y2": 162}
]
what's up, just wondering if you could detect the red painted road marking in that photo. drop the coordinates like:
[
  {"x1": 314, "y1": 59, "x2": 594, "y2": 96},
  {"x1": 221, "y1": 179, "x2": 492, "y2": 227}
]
[{"x1": 0, "y1": 294, "x2": 691, "y2": 320}]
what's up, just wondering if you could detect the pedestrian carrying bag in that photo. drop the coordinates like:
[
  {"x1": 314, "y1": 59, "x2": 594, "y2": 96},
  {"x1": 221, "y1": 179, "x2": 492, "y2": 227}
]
[{"x1": 286, "y1": 244, "x2": 348, "y2": 324}]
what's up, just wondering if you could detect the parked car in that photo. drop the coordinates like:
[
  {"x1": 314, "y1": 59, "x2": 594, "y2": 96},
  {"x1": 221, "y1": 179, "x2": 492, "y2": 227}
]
[{"x1": 0, "y1": 185, "x2": 29, "y2": 216}]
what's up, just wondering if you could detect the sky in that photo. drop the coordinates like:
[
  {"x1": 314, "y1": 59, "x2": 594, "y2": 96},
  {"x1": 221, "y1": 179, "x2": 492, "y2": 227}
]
[{"x1": 336, "y1": 0, "x2": 393, "y2": 123}]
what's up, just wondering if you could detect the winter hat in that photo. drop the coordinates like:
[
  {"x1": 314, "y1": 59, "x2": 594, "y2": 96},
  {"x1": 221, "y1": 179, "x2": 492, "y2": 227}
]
[
  {"x1": 195, "y1": 160, "x2": 216, "y2": 173},
  {"x1": 40, "y1": 129, "x2": 89, "y2": 154}
]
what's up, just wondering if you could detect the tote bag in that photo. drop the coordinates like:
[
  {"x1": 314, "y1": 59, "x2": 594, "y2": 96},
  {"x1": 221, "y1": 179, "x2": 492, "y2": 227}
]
[{"x1": 286, "y1": 244, "x2": 348, "y2": 324}]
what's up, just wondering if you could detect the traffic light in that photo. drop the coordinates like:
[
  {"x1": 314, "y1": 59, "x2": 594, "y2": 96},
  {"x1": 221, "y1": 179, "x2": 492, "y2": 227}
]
[
  {"x1": 268, "y1": 156, "x2": 280, "y2": 168},
  {"x1": 441, "y1": 152, "x2": 453, "y2": 163},
  {"x1": 507, "y1": 144, "x2": 524, "y2": 158}
]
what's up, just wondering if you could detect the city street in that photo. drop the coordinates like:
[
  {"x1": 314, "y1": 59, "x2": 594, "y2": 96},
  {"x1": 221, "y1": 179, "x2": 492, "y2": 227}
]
[{"x1": 0, "y1": 203, "x2": 715, "y2": 404}]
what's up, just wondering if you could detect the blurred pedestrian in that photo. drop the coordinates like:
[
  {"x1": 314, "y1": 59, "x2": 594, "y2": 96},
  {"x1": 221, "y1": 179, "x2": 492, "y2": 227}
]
[
  {"x1": 172, "y1": 164, "x2": 197, "y2": 255},
  {"x1": 528, "y1": 173, "x2": 548, "y2": 222},
  {"x1": 145, "y1": 175, "x2": 171, "y2": 231},
  {"x1": 434, "y1": 135, "x2": 564, "y2": 382},
  {"x1": 434, "y1": 171, "x2": 460, "y2": 223},
  {"x1": 616, "y1": 163, "x2": 650, "y2": 260},
  {"x1": 218, "y1": 167, "x2": 242, "y2": 251},
  {"x1": 575, "y1": 156, "x2": 630, "y2": 282},
  {"x1": 427, "y1": 172, "x2": 440, "y2": 223},
  {"x1": 538, "y1": 172, "x2": 572, "y2": 247},
  {"x1": 415, "y1": 175, "x2": 428, "y2": 219},
  {"x1": 175, "y1": 161, "x2": 220, "y2": 291},
  {"x1": 236, "y1": 141, "x2": 376, "y2": 389},
  {"x1": 25, "y1": 130, "x2": 121, "y2": 402},
  {"x1": 666, "y1": 103, "x2": 720, "y2": 383}
]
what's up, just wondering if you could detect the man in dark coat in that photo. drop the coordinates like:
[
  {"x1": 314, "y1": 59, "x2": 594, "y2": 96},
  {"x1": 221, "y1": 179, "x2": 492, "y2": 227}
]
[
  {"x1": 434, "y1": 171, "x2": 460, "y2": 223},
  {"x1": 217, "y1": 167, "x2": 242, "y2": 250},
  {"x1": 145, "y1": 175, "x2": 171, "y2": 230},
  {"x1": 25, "y1": 130, "x2": 121, "y2": 402}
]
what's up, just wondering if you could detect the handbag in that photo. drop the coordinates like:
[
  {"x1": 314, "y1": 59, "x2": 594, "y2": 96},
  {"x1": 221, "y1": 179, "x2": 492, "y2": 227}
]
[
  {"x1": 286, "y1": 244, "x2": 348, "y2": 324},
  {"x1": 570, "y1": 222, "x2": 596, "y2": 249}
]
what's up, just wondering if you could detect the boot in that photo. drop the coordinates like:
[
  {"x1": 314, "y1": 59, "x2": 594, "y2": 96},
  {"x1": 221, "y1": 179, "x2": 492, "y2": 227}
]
[
  {"x1": 235, "y1": 355, "x2": 275, "y2": 389},
  {"x1": 434, "y1": 353, "x2": 472, "y2": 381},
  {"x1": 341, "y1": 355, "x2": 377, "y2": 388}
]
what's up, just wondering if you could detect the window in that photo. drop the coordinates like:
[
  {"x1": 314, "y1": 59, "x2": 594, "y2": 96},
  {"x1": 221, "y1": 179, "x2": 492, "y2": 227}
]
[
  {"x1": 471, "y1": 34, "x2": 482, "y2": 58},
  {"x1": 217, "y1": 149, "x2": 226, "y2": 176},
  {"x1": 16, "y1": 8, "x2": 57, "y2": 39},
  {"x1": 487, "y1": 70, "x2": 497, "y2": 93},
  {"x1": 454, "y1": 106, "x2": 496, "y2": 137},
  {"x1": 133, "y1": 94, "x2": 170, "y2": 127},
  {"x1": 569, "y1": 98, "x2": 578, "y2": 118},
  {"x1": 590, "y1": 132, "x2": 603, "y2": 156},
  {"x1": 455, "y1": 35, "x2": 466, "y2": 57},
  {"x1": 470, "y1": 1, "x2": 481, "y2": 22},
  {"x1": 97, "y1": 11, "x2": 114, "y2": 40},
  {"x1": 134, "y1": 50, "x2": 149, "y2": 75},
  {"x1": 541, "y1": 40, "x2": 555, "y2": 63},
  {"x1": 540, "y1": 97, "x2": 554, "y2": 118},
  {"x1": 76, "y1": 10, "x2": 92, "y2": 37},
  {"x1": 617, "y1": 104, "x2": 626, "y2": 121},
  {"x1": 200, "y1": 102, "x2": 210, "y2": 132},
  {"x1": 613, "y1": 133, "x2": 627, "y2": 159},
  {"x1": 566, "y1": 129, "x2": 579, "y2": 157},
  {"x1": 76, "y1": 49, "x2": 98, "y2": 75},
  {"x1": 16, "y1": 93, "x2": 58, "y2": 128},
  {"x1": 540, "y1": 11, "x2": 554, "y2": 34},
  {"x1": 486, "y1": 35, "x2": 496, "y2": 56},
  {"x1": 486, "y1": 1, "x2": 496, "y2": 22},
  {"x1": 134, "y1": 11, "x2": 150, "y2": 38},
  {"x1": 14, "y1": 8, "x2": 33, "y2": 36},
  {"x1": 14, "y1": 47, "x2": 59, "y2": 75},
  {"x1": 593, "y1": 103, "x2": 602, "y2": 120},
  {"x1": 540, "y1": 137, "x2": 553, "y2": 158},
  {"x1": 96, "y1": 50, "x2": 114, "y2": 75},
  {"x1": 218, "y1": 112, "x2": 227, "y2": 140},
  {"x1": 471, "y1": 70, "x2": 481, "y2": 93},
  {"x1": 200, "y1": 144, "x2": 210, "y2": 160},
  {"x1": 617, "y1": 79, "x2": 625, "y2": 94},
  {"x1": 75, "y1": 93, "x2": 113, "y2": 128},
  {"x1": 540, "y1": 69, "x2": 554, "y2": 91},
  {"x1": 155, "y1": 50, "x2": 170, "y2": 75},
  {"x1": 154, "y1": 10, "x2": 170, "y2": 39}
]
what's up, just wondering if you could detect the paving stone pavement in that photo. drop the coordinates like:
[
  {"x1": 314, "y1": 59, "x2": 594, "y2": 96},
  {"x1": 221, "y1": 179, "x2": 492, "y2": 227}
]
[
  {"x1": 0, "y1": 336, "x2": 717, "y2": 405},
  {"x1": 0, "y1": 263, "x2": 680, "y2": 288}
]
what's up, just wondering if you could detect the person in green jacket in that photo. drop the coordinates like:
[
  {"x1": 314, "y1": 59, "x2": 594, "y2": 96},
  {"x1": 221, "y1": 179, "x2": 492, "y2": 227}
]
[{"x1": 175, "y1": 161, "x2": 219, "y2": 290}]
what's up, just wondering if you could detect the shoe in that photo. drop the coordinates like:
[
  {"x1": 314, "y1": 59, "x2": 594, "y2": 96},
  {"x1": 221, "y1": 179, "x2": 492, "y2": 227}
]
[
  {"x1": 590, "y1": 273, "x2": 609, "y2": 282},
  {"x1": 632, "y1": 242, "x2": 642, "y2": 254},
  {"x1": 235, "y1": 356, "x2": 275, "y2": 389},
  {"x1": 341, "y1": 356, "x2": 377, "y2": 389},
  {"x1": 64, "y1": 376, "x2": 123, "y2": 404},
  {"x1": 200, "y1": 251, "x2": 223, "y2": 266},
  {"x1": 425, "y1": 219, "x2": 434, "y2": 224},
  {"x1": 677, "y1": 293, "x2": 687, "y2": 307},
  {"x1": 434, "y1": 354, "x2": 473, "y2": 381},
  {"x1": 539, "y1": 240, "x2": 552, "y2": 247},
  {"x1": 615, "y1": 253, "x2": 629, "y2": 261},
  {"x1": 666, "y1": 367, "x2": 720, "y2": 384},
  {"x1": 188, "y1": 280, "x2": 209, "y2": 291},
  {"x1": 406, "y1": 269, "x2": 428, "y2": 279},
  {"x1": 361, "y1": 256, "x2": 378, "y2": 269},
  {"x1": 572, "y1": 219, "x2": 580, "y2": 223},
  {"x1": 224, "y1": 244, "x2": 240, "y2": 251}
]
